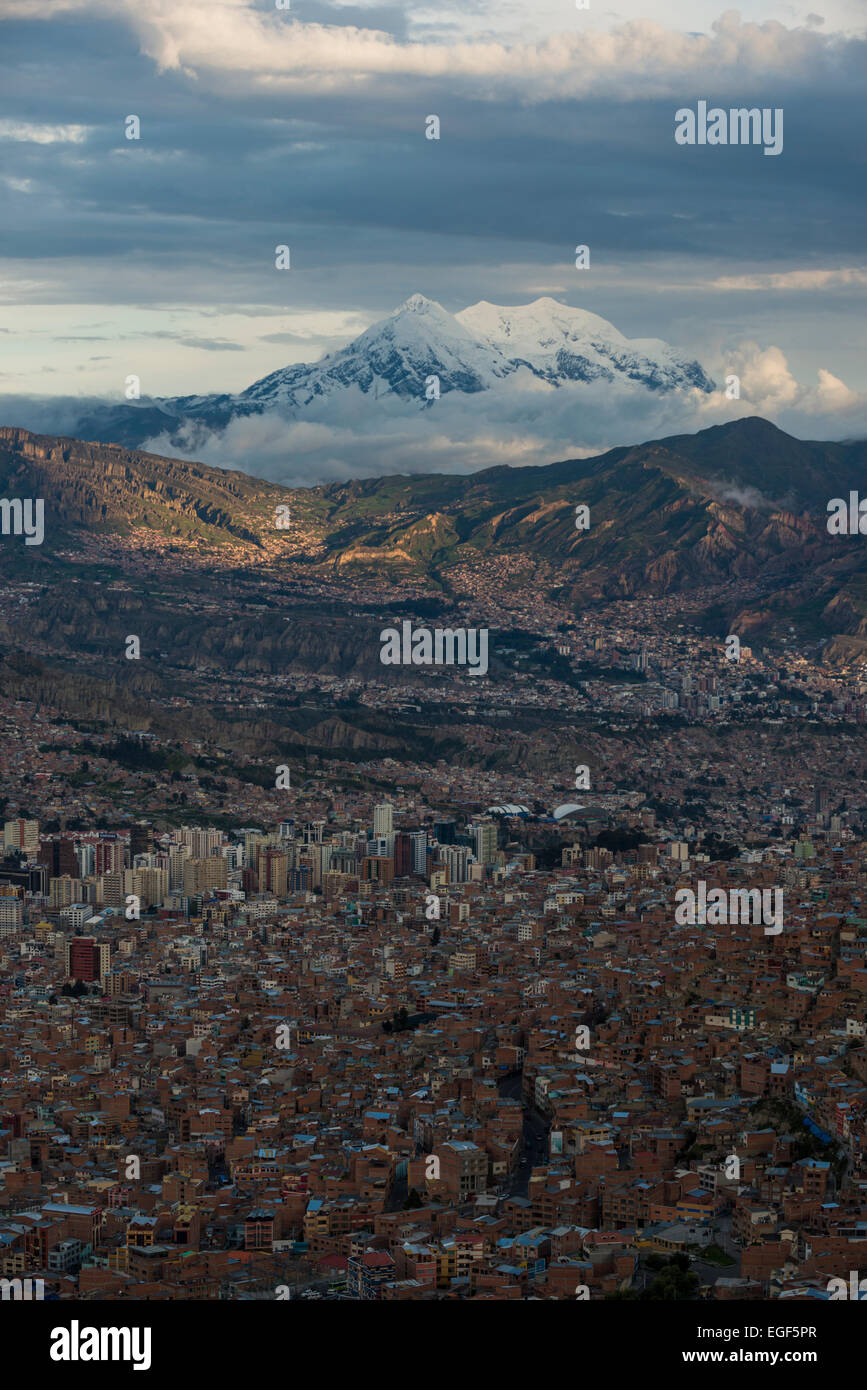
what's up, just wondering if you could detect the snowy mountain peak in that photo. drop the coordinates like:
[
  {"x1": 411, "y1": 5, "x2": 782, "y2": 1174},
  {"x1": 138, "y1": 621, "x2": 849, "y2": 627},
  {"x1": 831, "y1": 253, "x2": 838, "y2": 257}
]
[
  {"x1": 458, "y1": 297, "x2": 627, "y2": 354},
  {"x1": 199, "y1": 293, "x2": 716, "y2": 417},
  {"x1": 456, "y1": 296, "x2": 714, "y2": 393},
  {"x1": 395, "y1": 293, "x2": 444, "y2": 315},
  {"x1": 363, "y1": 294, "x2": 474, "y2": 348},
  {"x1": 68, "y1": 294, "x2": 717, "y2": 453}
]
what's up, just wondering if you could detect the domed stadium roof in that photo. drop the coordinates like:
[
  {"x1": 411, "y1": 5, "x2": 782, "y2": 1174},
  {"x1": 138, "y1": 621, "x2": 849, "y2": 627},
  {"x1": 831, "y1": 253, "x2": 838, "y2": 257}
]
[
  {"x1": 552, "y1": 802, "x2": 586, "y2": 820},
  {"x1": 485, "y1": 804, "x2": 530, "y2": 816}
]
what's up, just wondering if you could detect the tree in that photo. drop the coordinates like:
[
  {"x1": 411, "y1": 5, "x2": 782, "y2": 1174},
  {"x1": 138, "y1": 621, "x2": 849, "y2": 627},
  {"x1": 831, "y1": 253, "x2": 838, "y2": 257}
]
[
  {"x1": 640, "y1": 1256, "x2": 699, "y2": 1300},
  {"x1": 403, "y1": 1188, "x2": 424, "y2": 1210}
]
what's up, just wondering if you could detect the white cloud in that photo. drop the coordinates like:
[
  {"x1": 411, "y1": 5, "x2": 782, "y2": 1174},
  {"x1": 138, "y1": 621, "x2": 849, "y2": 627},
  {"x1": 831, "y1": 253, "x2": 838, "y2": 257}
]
[
  {"x1": 725, "y1": 342, "x2": 801, "y2": 411},
  {"x1": 712, "y1": 267, "x2": 867, "y2": 291},
  {"x1": 0, "y1": 119, "x2": 89, "y2": 144},
  {"x1": 814, "y1": 367, "x2": 860, "y2": 411},
  {"x1": 7, "y1": 341, "x2": 864, "y2": 487},
  {"x1": 0, "y1": 2, "x2": 861, "y2": 100},
  {"x1": 130, "y1": 346, "x2": 866, "y2": 488},
  {"x1": 709, "y1": 341, "x2": 864, "y2": 421}
]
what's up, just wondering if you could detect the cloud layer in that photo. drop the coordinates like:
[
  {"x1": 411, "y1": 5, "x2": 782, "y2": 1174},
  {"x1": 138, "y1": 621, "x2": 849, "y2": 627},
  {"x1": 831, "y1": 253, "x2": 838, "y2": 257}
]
[
  {"x1": 134, "y1": 359, "x2": 867, "y2": 487},
  {"x1": 2, "y1": 3, "x2": 863, "y2": 101},
  {"x1": 7, "y1": 343, "x2": 854, "y2": 488}
]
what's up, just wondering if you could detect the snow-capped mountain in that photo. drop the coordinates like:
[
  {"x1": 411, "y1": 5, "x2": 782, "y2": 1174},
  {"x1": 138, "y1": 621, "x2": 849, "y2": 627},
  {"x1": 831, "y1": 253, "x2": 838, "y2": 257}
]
[
  {"x1": 239, "y1": 294, "x2": 512, "y2": 408},
  {"x1": 71, "y1": 294, "x2": 716, "y2": 452},
  {"x1": 231, "y1": 293, "x2": 714, "y2": 411},
  {"x1": 456, "y1": 298, "x2": 715, "y2": 393}
]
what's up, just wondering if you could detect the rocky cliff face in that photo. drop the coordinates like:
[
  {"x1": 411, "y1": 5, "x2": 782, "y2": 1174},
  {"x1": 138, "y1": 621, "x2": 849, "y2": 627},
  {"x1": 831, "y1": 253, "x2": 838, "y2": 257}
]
[{"x1": 0, "y1": 427, "x2": 284, "y2": 545}]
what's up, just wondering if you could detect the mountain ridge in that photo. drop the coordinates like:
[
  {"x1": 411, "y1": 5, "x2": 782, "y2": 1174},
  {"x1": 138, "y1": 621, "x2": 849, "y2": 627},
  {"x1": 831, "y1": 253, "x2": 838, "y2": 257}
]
[{"x1": 2, "y1": 416, "x2": 867, "y2": 665}]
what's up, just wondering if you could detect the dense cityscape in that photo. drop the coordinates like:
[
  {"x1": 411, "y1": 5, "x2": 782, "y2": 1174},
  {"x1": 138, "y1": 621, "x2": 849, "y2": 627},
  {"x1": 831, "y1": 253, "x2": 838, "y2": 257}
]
[
  {"x1": 1, "y1": 648, "x2": 865, "y2": 1301},
  {"x1": 0, "y1": 428, "x2": 865, "y2": 1315}
]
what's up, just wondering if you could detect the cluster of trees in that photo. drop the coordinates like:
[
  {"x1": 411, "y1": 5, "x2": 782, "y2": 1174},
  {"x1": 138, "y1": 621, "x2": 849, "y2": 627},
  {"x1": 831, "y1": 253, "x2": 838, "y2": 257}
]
[
  {"x1": 594, "y1": 829, "x2": 648, "y2": 853},
  {"x1": 78, "y1": 736, "x2": 188, "y2": 774},
  {"x1": 606, "y1": 1253, "x2": 699, "y2": 1301}
]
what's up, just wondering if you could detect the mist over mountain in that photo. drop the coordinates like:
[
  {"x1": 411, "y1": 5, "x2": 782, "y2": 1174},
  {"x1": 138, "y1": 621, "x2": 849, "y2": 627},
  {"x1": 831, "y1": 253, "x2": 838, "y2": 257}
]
[
  {"x1": 5, "y1": 295, "x2": 864, "y2": 489},
  {"x1": 4, "y1": 296, "x2": 735, "y2": 486}
]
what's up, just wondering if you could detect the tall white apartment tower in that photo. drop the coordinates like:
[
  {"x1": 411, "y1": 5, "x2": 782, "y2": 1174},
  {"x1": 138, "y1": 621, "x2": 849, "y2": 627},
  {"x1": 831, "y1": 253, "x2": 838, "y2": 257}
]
[{"x1": 373, "y1": 803, "x2": 394, "y2": 837}]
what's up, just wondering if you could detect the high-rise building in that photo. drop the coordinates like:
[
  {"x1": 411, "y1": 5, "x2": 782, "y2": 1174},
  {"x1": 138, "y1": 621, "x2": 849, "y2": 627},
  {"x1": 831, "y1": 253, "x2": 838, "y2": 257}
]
[
  {"x1": 76, "y1": 843, "x2": 96, "y2": 879},
  {"x1": 373, "y1": 803, "x2": 394, "y2": 837},
  {"x1": 442, "y1": 845, "x2": 471, "y2": 885},
  {"x1": 98, "y1": 872, "x2": 125, "y2": 908},
  {"x1": 361, "y1": 856, "x2": 394, "y2": 885},
  {"x1": 0, "y1": 893, "x2": 23, "y2": 934},
  {"x1": 409, "y1": 831, "x2": 428, "y2": 875},
  {"x1": 393, "y1": 833, "x2": 413, "y2": 877},
  {"x1": 4, "y1": 820, "x2": 39, "y2": 857},
  {"x1": 129, "y1": 824, "x2": 151, "y2": 859},
  {"x1": 183, "y1": 857, "x2": 228, "y2": 897},
  {"x1": 94, "y1": 836, "x2": 126, "y2": 876},
  {"x1": 243, "y1": 831, "x2": 263, "y2": 867},
  {"x1": 256, "y1": 848, "x2": 288, "y2": 897},
  {"x1": 0, "y1": 860, "x2": 46, "y2": 895},
  {"x1": 39, "y1": 834, "x2": 78, "y2": 878},
  {"x1": 471, "y1": 821, "x2": 498, "y2": 866},
  {"x1": 167, "y1": 846, "x2": 190, "y2": 892},
  {"x1": 181, "y1": 827, "x2": 223, "y2": 859},
  {"x1": 49, "y1": 875, "x2": 82, "y2": 908},
  {"x1": 123, "y1": 866, "x2": 169, "y2": 908},
  {"x1": 330, "y1": 848, "x2": 357, "y2": 875},
  {"x1": 65, "y1": 937, "x2": 110, "y2": 983},
  {"x1": 222, "y1": 842, "x2": 243, "y2": 872},
  {"x1": 307, "y1": 842, "x2": 332, "y2": 889},
  {"x1": 434, "y1": 820, "x2": 456, "y2": 846}
]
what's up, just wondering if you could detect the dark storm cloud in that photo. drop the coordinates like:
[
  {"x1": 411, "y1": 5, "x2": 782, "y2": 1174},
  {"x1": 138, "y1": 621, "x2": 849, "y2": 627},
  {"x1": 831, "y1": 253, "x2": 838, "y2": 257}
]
[
  {"x1": 1, "y1": 35, "x2": 863, "y2": 280},
  {"x1": 2, "y1": 94, "x2": 862, "y2": 267}
]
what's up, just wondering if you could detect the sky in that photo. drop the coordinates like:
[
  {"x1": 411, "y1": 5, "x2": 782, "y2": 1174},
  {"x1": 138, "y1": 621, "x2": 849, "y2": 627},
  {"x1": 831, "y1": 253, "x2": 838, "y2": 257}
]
[{"x1": 0, "y1": 0, "x2": 864, "y2": 482}]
